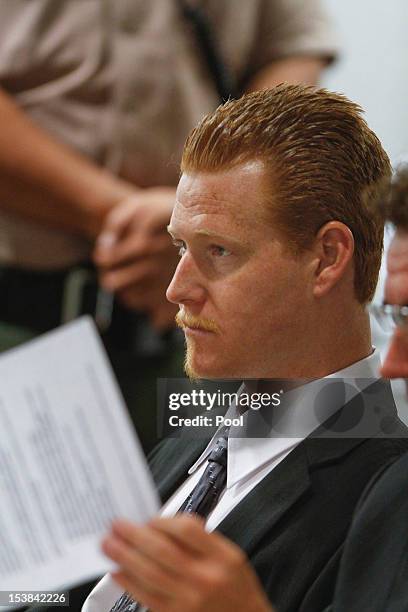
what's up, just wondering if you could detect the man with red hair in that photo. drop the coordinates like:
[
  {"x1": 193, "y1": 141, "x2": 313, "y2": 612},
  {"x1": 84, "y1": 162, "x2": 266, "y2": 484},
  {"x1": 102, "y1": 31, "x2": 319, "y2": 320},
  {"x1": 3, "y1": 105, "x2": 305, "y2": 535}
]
[{"x1": 85, "y1": 89, "x2": 408, "y2": 612}]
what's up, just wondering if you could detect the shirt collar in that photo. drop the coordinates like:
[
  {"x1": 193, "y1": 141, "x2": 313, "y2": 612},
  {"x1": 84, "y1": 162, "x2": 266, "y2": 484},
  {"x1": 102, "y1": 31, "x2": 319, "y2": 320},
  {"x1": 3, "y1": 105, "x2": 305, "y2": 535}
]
[{"x1": 188, "y1": 349, "x2": 381, "y2": 487}]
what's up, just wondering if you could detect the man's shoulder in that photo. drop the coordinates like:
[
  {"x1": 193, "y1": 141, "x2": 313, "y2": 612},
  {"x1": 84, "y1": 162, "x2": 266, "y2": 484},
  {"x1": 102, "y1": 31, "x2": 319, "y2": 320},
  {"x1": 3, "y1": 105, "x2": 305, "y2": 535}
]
[
  {"x1": 358, "y1": 449, "x2": 408, "y2": 513},
  {"x1": 328, "y1": 447, "x2": 408, "y2": 612}
]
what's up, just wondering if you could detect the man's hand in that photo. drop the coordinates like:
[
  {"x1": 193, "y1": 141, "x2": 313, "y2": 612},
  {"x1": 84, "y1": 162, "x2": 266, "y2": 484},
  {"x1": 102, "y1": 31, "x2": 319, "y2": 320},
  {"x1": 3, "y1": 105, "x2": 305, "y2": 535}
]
[
  {"x1": 93, "y1": 187, "x2": 179, "y2": 329},
  {"x1": 101, "y1": 515, "x2": 274, "y2": 612}
]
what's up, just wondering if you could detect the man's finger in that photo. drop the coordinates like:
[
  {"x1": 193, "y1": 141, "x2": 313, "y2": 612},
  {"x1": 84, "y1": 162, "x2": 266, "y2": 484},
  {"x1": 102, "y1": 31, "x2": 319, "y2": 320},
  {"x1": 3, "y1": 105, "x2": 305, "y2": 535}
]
[
  {"x1": 93, "y1": 196, "x2": 146, "y2": 260},
  {"x1": 94, "y1": 235, "x2": 149, "y2": 267},
  {"x1": 148, "y1": 515, "x2": 223, "y2": 557},
  {"x1": 95, "y1": 233, "x2": 171, "y2": 268},
  {"x1": 111, "y1": 570, "x2": 171, "y2": 612},
  {"x1": 102, "y1": 535, "x2": 178, "y2": 595},
  {"x1": 149, "y1": 516, "x2": 245, "y2": 560},
  {"x1": 103, "y1": 197, "x2": 143, "y2": 234},
  {"x1": 99, "y1": 259, "x2": 158, "y2": 291},
  {"x1": 110, "y1": 520, "x2": 194, "y2": 574}
]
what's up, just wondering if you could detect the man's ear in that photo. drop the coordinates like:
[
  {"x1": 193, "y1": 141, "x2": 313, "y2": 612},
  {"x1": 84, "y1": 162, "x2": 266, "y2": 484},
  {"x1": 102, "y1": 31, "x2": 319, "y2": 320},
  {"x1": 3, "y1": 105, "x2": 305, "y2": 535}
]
[{"x1": 312, "y1": 221, "x2": 354, "y2": 298}]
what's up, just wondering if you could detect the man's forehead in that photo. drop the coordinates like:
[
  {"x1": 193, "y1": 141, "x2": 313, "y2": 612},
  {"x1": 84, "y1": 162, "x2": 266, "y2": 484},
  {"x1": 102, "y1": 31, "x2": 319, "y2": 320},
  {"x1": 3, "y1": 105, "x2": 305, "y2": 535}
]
[
  {"x1": 168, "y1": 201, "x2": 250, "y2": 244},
  {"x1": 171, "y1": 162, "x2": 270, "y2": 228}
]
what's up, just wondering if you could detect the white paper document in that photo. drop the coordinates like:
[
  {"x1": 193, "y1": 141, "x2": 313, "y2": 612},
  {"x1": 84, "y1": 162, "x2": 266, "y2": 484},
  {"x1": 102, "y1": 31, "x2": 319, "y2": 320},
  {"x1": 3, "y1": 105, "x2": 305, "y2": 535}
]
[{"x1": 0, "y1": 317, "x2": 160, "y2": 595}]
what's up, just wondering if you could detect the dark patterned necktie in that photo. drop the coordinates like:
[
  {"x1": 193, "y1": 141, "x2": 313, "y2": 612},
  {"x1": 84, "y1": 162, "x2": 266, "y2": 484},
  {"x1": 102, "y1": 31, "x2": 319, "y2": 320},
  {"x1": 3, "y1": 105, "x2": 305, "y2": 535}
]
[{"x1": 110, "y1": 429, "x2": 229, "y2": 612}]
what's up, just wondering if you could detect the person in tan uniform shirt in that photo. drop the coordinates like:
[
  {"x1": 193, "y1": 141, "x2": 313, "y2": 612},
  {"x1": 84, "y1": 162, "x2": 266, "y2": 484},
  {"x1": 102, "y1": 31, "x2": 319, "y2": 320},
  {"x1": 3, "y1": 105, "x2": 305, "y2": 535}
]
[{"x1": 0, "y1": 0, "x2": 337, "y2": 451}]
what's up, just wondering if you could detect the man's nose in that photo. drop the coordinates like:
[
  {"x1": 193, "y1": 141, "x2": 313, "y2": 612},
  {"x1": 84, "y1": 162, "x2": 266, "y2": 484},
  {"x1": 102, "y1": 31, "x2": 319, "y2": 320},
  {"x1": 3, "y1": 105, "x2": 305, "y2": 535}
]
[
  {"x1": 166, "y1": 253, "x2": 205, "y2": 306},
  {"x1": 380, "y1": 327, "x2": 408, "y2": 378}
]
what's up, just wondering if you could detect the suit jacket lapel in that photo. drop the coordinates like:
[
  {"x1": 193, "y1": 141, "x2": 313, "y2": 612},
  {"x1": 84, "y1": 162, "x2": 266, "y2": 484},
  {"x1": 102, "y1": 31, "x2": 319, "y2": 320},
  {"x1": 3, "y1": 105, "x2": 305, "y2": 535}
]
[
  {"x1": 214, "y1": 434, "x2": 370, "y2": 557},
  {"x1": 152, "y1": 438, "x2": 209, "y2": 501}
]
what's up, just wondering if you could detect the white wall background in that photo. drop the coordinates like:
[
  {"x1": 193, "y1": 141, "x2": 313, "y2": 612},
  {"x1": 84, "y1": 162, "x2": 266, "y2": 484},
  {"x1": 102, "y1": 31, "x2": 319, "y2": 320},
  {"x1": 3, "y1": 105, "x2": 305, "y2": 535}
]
[
  {"x1": 321, "y1": 0, "x2": 408, "y2": 165},
  {"x1": 321, "y1": 0, "x2": 408, "y2": 420}
]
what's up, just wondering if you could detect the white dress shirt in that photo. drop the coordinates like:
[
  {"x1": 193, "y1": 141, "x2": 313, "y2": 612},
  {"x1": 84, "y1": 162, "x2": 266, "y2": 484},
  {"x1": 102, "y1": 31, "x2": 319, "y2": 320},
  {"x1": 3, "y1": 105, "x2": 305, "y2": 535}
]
[{"x1": 83, "y1": 349, "x2": 381, "y2": 612}]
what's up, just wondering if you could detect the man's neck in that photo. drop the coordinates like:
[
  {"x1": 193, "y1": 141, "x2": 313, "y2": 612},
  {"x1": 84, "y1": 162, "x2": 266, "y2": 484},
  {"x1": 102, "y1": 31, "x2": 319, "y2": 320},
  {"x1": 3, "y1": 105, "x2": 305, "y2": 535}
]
[
  {"x1": 309, "y1": 307, "x2": 373, "y2": 378},
  {"x1": 263, "y1": 309, "x2": 373, "y2": 379}
]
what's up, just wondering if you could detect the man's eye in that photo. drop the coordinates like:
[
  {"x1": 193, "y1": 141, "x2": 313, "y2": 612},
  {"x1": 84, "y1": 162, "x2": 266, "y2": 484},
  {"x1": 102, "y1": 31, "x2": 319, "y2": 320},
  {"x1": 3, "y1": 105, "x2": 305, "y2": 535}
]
[{"x1": 210, "y1": 245, "x2": 231, "y2": 257}]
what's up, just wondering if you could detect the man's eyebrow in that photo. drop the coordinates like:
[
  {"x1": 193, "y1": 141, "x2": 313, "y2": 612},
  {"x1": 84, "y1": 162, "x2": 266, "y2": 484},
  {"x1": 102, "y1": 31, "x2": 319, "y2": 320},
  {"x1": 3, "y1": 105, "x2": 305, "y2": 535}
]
[
  {"x1": 167, "y1": 226, "x2": 244, "y2": 245},
  {"x1": 194, "y1": 228, "x2": 244, "y2": 245}
]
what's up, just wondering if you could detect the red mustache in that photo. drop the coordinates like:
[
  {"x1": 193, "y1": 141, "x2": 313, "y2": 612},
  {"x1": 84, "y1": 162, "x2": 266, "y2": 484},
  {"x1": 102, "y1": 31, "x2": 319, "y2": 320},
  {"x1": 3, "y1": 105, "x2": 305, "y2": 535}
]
[{"x1": 175, "y1": 311, "x2": 220, "y2": 333}]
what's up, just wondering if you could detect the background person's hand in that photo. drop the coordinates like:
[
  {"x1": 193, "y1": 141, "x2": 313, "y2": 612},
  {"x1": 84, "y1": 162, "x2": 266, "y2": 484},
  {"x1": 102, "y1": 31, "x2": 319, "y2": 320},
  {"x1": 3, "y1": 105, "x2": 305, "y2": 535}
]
[
  {"x1": 118, "y1": 284, "x2": 178, "y2": 331},
  {"x1": 93, "y1": 187, "x2": 179, "y2": 329},
  {"x1": 102, "y1": 515, "x2": 274, "y2": 612}
]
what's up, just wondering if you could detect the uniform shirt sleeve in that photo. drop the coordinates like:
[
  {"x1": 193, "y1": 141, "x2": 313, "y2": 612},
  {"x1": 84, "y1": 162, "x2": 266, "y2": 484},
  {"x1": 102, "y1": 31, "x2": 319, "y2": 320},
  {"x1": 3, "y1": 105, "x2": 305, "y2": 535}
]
[{"x1": 248, "y1": 0, "x2": 339, "y2": 75}]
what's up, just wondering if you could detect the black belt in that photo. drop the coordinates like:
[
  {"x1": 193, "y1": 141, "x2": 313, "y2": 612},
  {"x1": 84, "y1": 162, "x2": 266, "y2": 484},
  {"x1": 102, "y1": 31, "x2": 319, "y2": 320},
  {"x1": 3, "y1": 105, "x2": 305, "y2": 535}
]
[{"x1": 0, "y1": 264, "x2": 169, "y2": 354}]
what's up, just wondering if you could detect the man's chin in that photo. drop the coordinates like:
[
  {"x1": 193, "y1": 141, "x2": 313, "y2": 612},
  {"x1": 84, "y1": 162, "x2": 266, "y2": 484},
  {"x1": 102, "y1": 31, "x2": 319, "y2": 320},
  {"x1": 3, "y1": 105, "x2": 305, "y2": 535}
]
[
  {"x1": 184, "y1": 354, "x2": 213, "y2": 381},
  {"x1": 183, "y1": 352, "x2": 199, "y2": 381},
  {"x1": 184, "y1": 348, "x2": 224, "y2": 381},
  {"x1": 184, "y1": 348, "x2": 241, "y2": 381}
]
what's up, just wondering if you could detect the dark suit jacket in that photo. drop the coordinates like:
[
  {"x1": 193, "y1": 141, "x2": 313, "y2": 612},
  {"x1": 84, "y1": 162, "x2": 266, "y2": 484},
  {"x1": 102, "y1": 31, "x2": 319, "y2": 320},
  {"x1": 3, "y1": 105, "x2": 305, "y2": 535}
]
[
  {"x1": 30, "y1": 380, "x2": 408, "y2": 612},
  {"x1": 148, "y1": 380, "x2": 408, "y2": 612},
  {"x1": 327, "y1": 451, "x2": 408, "y2": 612}
]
